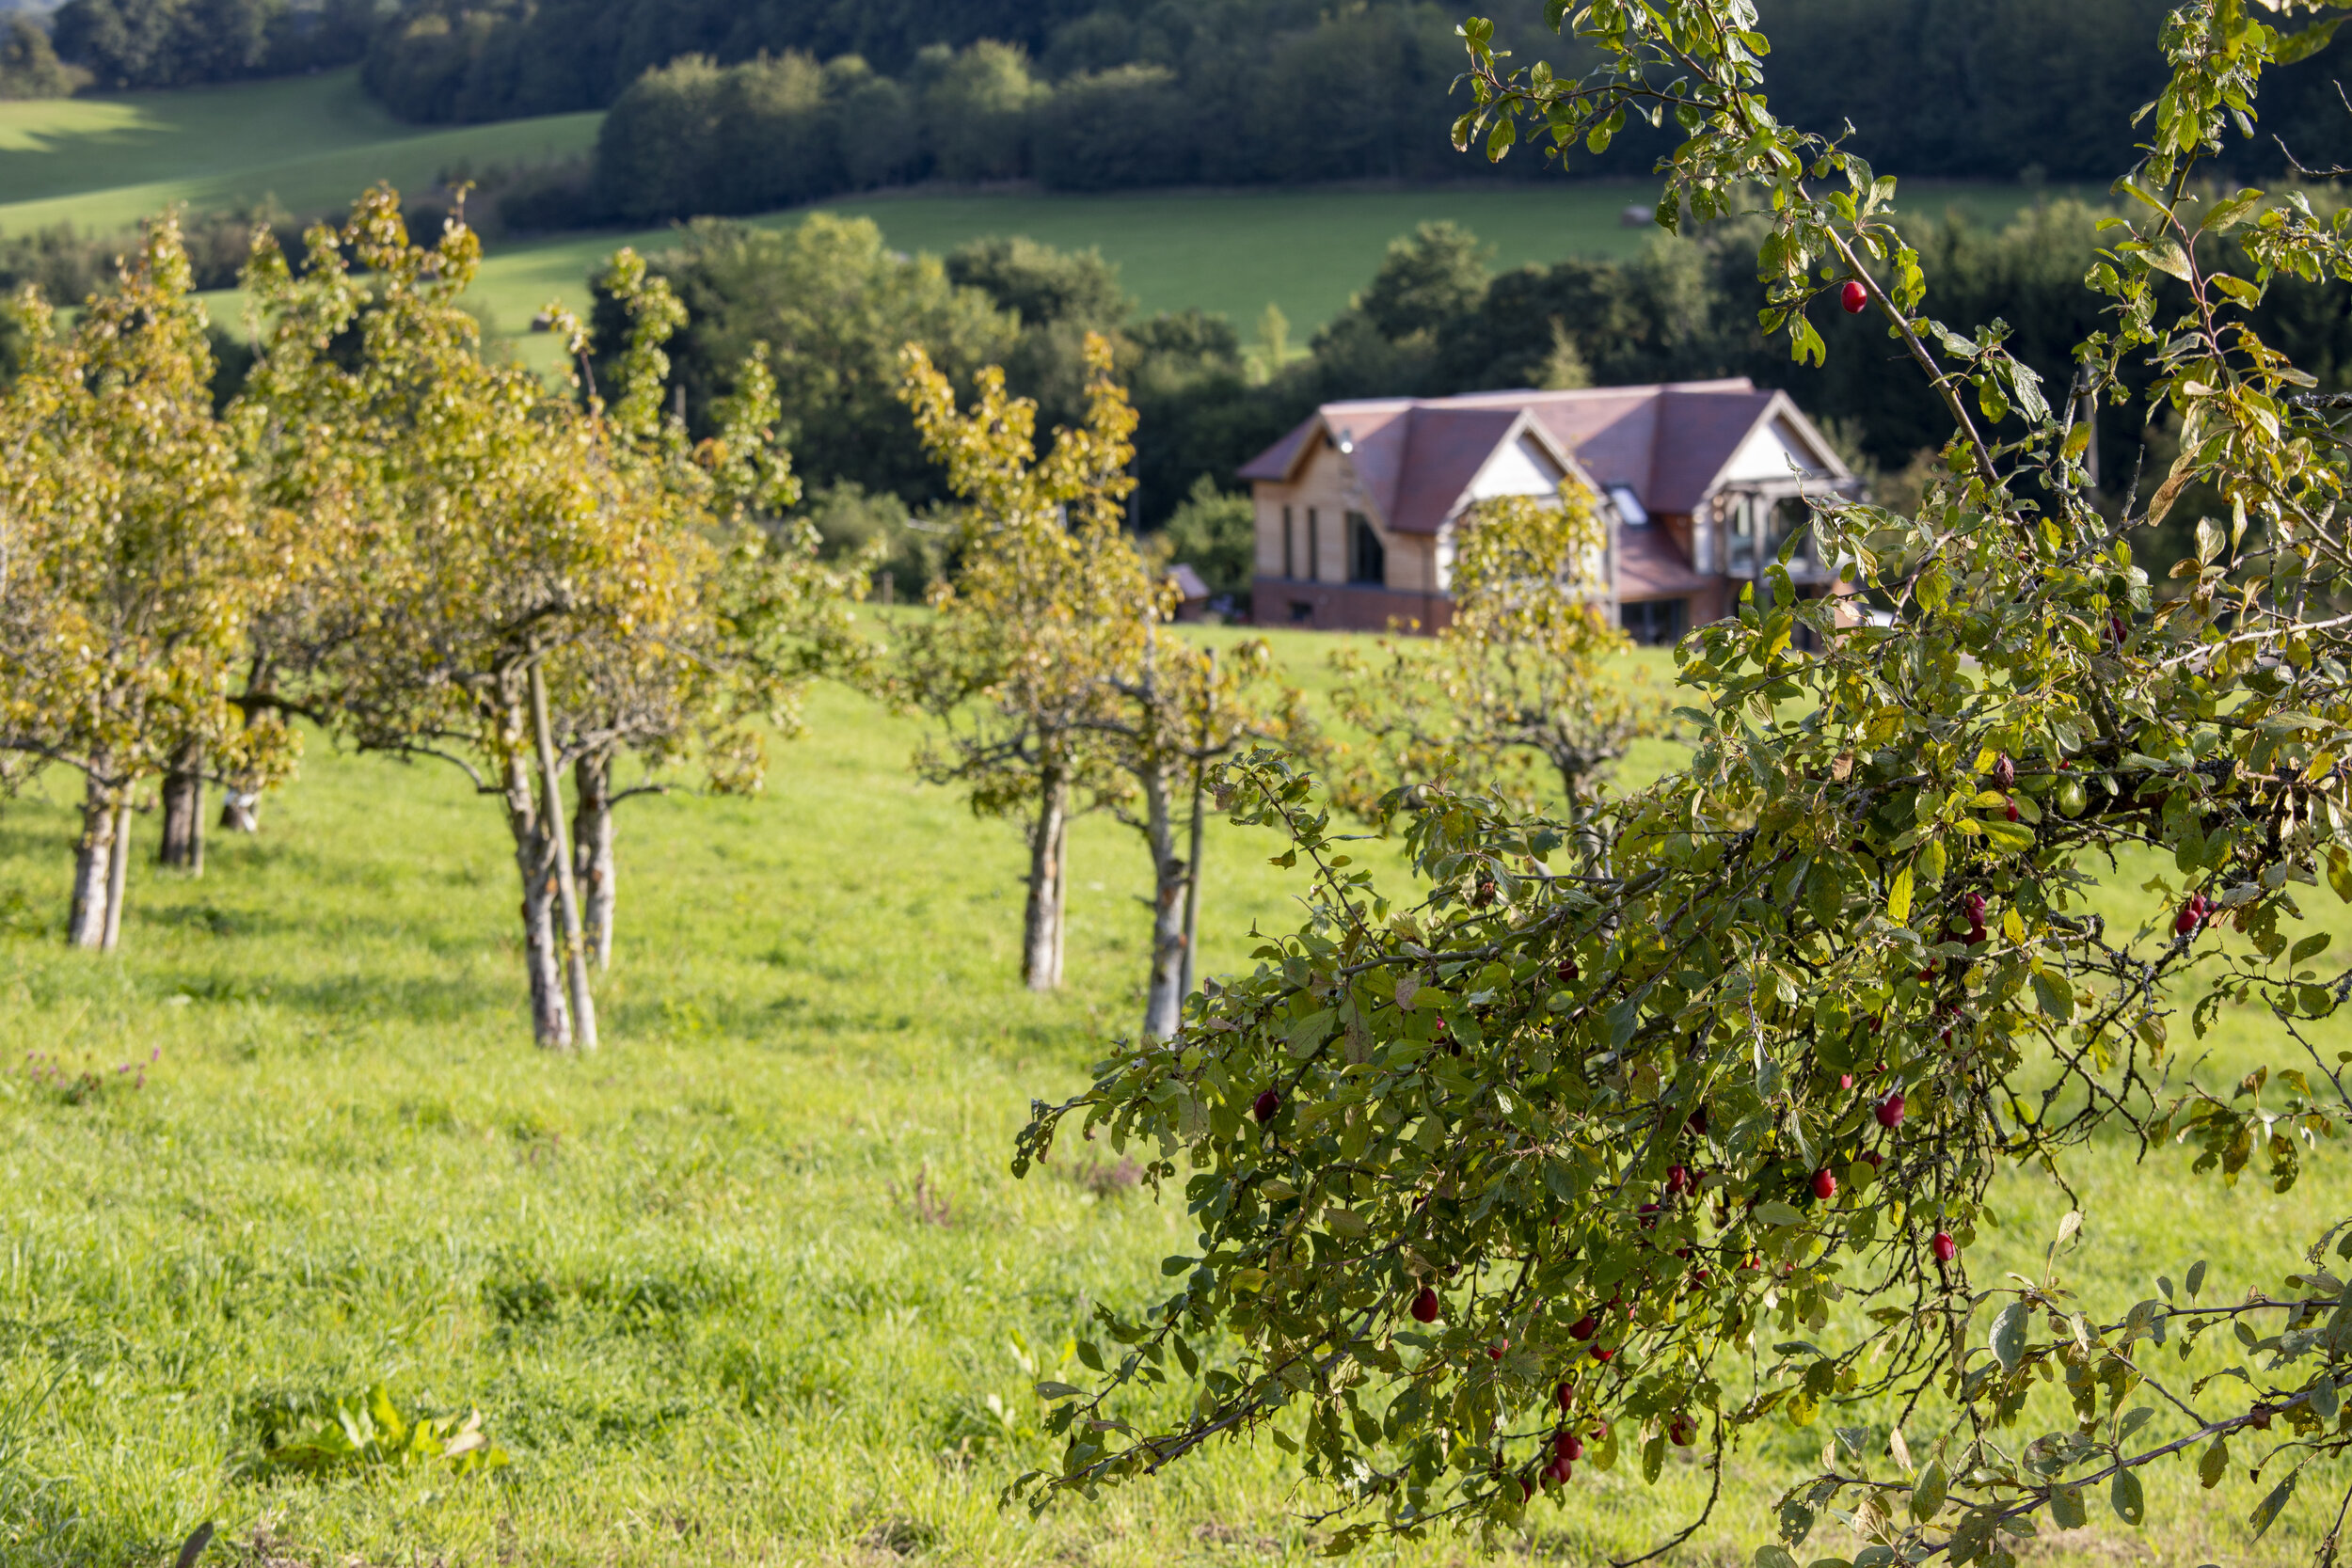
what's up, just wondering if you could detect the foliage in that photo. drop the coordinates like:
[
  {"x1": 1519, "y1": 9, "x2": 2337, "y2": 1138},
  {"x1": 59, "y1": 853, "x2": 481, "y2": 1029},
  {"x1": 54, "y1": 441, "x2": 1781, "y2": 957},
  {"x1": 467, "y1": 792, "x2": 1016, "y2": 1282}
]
[
  {"x1": 1154, "y1": 475, "x2": 1257, "y2": 604},
  {"x1": 895, "y1": 331, "x2": 1147, "y2": 995},
  {"x1": 0, "y1": 19, "x2": 86, "y2": 100},
  {"x1": 1328, "y1": 487, "x2": 1658, "y2": 826},
  {"x1": 244, "y1": 1385, "x2": 507, "y2": 1480},
  {"x1": 588, "y1": 215, "x2": 1019, "y2": 514},
  {"x1": 0, "y1": 213, "x2": 293, "y2": 947},
  {"x1": 53, "y1": 0, "x2": 373, "y2": 90},
  {"x1": 1009, "y1": 0, "x2": 2352, "y2": 1560}
]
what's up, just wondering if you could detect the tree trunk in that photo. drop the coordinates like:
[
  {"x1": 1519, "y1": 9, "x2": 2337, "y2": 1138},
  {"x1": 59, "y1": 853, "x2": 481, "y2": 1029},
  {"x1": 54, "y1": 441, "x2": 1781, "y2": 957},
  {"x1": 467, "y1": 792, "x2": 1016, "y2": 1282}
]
[
  {"x1": 1140, "y1": 761, "x2": 1189, "y2": 1042},
  {"x1": 1022, "y1": 764, "x2": 1071, "y2": 991},
  {"x1": 160, "y1": 753, "x2": 204, "y2": 873},
  {"x1": 66, "y1": 778, "x2": 115, "y2": 951},
  {"x1": 572, "y1": 752, "x2": 615, "y2": 969},
  {"x1": 529, "y1": 662, "x2": 597, "y2": 1051},
  {"x1": 501, "y1": 747, "x2": 571, "y2": 1051},
  {"x1": 1179, "y1": 753, "x2": 1207, "y2": 1000},
  {"x1": 102, "y1": 800, "x2": 130, "y2": 951}
]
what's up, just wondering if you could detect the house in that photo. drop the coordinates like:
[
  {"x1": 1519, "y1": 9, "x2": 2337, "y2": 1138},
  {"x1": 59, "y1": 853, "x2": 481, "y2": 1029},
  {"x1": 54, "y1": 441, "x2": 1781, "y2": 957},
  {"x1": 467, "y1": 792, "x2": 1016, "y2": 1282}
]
[{"x1": 1235, "y1": 379, "x2": 1856, "y2": 641}]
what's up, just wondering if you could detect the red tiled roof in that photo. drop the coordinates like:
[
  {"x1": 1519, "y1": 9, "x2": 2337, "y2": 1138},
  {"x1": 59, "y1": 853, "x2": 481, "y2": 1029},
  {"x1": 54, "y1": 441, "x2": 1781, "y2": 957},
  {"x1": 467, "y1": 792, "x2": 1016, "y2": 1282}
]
[{"x1": 1238, "y1": 379, "x2": 1839, "y2": 528}]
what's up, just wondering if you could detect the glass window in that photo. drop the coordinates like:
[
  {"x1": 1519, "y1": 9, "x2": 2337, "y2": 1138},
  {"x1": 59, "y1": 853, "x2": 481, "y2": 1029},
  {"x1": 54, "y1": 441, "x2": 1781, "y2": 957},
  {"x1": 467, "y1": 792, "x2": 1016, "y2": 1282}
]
[
  {"x1": 1347, "y1": 512, "x2": 1384, "y2": 585},
  {"x1": 1282, "y1": 505, "x2": 1294, "y2": 578},
  {"x1": 1620, "y1": 598, "x2": 1687, "y2": 646},
  {"x1": 1727, "y1": 499, "x2": 1756, "y2": 572}
]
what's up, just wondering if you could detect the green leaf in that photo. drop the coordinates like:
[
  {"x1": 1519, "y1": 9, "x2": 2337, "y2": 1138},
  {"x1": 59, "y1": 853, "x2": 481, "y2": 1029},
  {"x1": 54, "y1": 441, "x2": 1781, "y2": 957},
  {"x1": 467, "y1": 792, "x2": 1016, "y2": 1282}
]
[
  {"x1": 2110, "y1": 1466, "x2": 2145, "y2": 1527},
  {"x1": 1912, "y1": 1457, "x2": 1948, "y2": 1521},
  {"x1": 2199, "y1": 1436, "x2": 2230, "y2": 1489},
  {"x1": 1981, "y1": 817, "x2": 2035, "y2": 854},
  {"x1": 1887, "y1": 865, "x2": 1915, "y2": 925},
  {"x1": 1991, "y1": 1301, "x2": 2029, "y2": 1372},
  {"x1": 2198, "y1": 190, "x2": 2265, "y2": 233},
  {"x1": 2250, "y1": 1472, "x2": 2297, "y2": 1540},
  {"x1": 2031, "y1": 971, "x2": 2075, "y2": 1022},
  {"x1": 2311, "y1": 1376, "x2": 2339, "y2": 1421},
  {"x1": 2186, "y1": 1259, "x2": 2207, "y2": 1298},
  {"x1": 1034, "y1": 1381, "x2": 1084, "y2": 1400},
  {"x1": 1756, "y1": 1547, "x2": 1801, "y2": 1568},
  {"x1": 2050, "y1": 1485, "x2": 2087, "y2": 1529}
]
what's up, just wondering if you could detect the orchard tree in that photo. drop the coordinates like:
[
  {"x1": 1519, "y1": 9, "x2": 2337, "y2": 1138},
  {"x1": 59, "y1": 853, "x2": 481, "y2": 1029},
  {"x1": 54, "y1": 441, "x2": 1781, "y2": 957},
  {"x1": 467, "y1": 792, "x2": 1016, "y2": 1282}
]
[
  {"x1": 897, "y1": 332, "x2": 1142, "y2": 992},
  {"x1": 1084, "y1": 635, "x2": 1311, "y2": 1041},
  {"x1": 1328, "y1": 485, "x2": 1658, "y2": 847},
  {"x1": 0, "y1": 214, "x2": 290, "y2": 948},
  {"x1": 546, "y1": 250, "x2": 871, "y2": 968},
  {"x1": 1010, "y1": 2, "x2": 2352, "y2": 1562},
  {"x1": 242, "y1": 189, "x2": 760, "y2": 1049}
]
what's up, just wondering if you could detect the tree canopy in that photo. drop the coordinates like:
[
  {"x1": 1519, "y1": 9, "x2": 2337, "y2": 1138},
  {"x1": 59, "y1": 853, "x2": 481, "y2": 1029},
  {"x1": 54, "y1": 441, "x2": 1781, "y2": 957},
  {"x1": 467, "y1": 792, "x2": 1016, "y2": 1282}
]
[{"x1": 1011, "y1": 1, "x2": 2352, "y2": 1561}]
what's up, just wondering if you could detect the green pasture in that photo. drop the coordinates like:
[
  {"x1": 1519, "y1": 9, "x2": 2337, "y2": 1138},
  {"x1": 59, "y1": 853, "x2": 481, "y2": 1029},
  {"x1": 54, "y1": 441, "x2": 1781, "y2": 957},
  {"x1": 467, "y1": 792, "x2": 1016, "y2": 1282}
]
[
  {"x1": 0, "y1": 625, "x2": 2344, "y2": 1566},
  {"x1": 0, "y1": 67, "x2": 2068, "y2": 375},
  {"x1": 0, "y1": 69, "x2": 600, "y2": 236}
]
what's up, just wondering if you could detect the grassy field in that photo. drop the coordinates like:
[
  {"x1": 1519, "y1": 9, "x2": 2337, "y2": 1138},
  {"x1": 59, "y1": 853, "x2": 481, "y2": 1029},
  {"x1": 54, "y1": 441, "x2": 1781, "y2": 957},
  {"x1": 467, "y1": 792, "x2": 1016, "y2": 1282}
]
[
  {"x1": 0, "y1": 66, "x2": 2069, "y2": 375},
  {"x1": 0, "y1": 69, "x2": 600, "y2": 236},
  {"x1": 0, "y1": 625, "x2": 2346, "y2": 1567}
]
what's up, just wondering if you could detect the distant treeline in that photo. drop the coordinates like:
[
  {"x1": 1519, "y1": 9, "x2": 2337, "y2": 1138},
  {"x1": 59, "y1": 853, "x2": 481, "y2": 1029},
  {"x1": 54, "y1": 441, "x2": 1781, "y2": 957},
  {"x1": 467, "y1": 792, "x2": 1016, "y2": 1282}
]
[
  {"x1": 363, "y1": 0, "x2": 2352, "y2": 198},
  {"x1": 48, "y1": 0, "x2": 373, "y2": 89},
  {"x1": 569, "y1": 198, "x2": 2352, "y2": 594}
]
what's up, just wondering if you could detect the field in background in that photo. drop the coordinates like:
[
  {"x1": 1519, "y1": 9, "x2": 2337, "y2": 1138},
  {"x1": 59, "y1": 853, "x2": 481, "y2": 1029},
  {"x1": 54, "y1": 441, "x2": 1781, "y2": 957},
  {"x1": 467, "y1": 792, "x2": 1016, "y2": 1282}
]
[
  {"x1": 0, "y1": 69, "x2": 2072, "y2": 373},
  {"x1": 0, "y1": 624, "x2": 2346, "y2": 1566},
  {"x1": 0, "y1": 69, "x2": 599, "y2": 234}
]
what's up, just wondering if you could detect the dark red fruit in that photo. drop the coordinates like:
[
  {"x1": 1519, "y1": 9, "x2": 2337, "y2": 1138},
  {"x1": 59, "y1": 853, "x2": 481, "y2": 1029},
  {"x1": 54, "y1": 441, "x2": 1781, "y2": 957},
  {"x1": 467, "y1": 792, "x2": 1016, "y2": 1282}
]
[
  {"x1": 1555, "y1": 1431, "x2": 1585, "y2": 1463},
  {"x1": 1858, "y1": 1149, "x2": 1883, "y2": 1169},
  {"x1": 1253, "y1": 1088, "x2": 1280, "y2": 1122},
  {"x1": 1557, "y1": 958, "x2": 1579, "y2": 983},
  {"x1": 1931, "y1": 1231, "x2": 1958, "y2": 1263},
  {"x1": 1410, "y1": 1286, "x2": 1441, "y2": 1323},
  {"x1": 1554, "y1": 1380, "x2": 1575, "y2": 1411},
  {"x1": 1489, "y1": 1340, "x2": 1507, "y2": 1360},
  {"x1": 1669, "y1": 1413, "x2": 1698, "y2": 1447},
  {"x1": 1874, "y1": 1092, "x2": 1906, "y2": 1129},
  {"x1": 2176, "y1": 895, "x2": 2209, "y2": 937},
  {"x1": 1812, "y1": 1168, "x2": 1838, "y2": 1201},
  {"x1": 1691, "y1": 1266, "x2": 1711, "y2": 1284},
  {"x1": 1685, "y1": 1106, "x2": 1708, "y2": 1137},
  {"x1": 1593, "y1": 1345, "x2": 1614, "y2": 1363},
  {"x1": 1840, "y1": 279, "x2": 1868, "y2": 313},
  {"x1": 1665, "y1": 1164, "x2": 1691, "y2": 1196},
  {"x1": 1569, "y1": 1313, "x2": 1597, "y2": 1341},
  {"x1": 1839, "y1": 1072, "x2": 1855, "y2": 1091},
  {"x1": 1545, "y1": 1455, "x2": 1574, "y2": 1484},
  {"x1": 2005, "y1": 799, "x2": 2020, "y2": 823}
]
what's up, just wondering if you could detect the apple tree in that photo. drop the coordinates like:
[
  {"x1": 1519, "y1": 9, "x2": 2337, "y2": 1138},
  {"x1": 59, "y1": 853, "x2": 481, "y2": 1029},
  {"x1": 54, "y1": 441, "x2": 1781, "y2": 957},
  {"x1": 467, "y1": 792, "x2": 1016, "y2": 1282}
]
[
  {"x1": 1328, "y1": 484, "x2": 1659, "y2": 851},
  {"x1": 1012, "y1": 1, "x2": 2352, "y2": 1561},
  {"x1": 0, "y1": 214, "x2": 292, "y2": 948}
]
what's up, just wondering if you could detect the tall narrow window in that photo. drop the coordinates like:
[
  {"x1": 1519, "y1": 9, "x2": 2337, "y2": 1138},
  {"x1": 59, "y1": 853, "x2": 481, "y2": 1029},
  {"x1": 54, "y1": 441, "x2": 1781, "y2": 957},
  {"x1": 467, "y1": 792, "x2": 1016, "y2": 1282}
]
[
  {"x1": 1307, "y1": 507, "x2": 1320, "y2": 580},
  {"x1": 1347, "y1": 512, "x2": 1384, "y2": 585},
  {"x1": 1282, "y1": 505, "x2": 1295, "y2": 578}
]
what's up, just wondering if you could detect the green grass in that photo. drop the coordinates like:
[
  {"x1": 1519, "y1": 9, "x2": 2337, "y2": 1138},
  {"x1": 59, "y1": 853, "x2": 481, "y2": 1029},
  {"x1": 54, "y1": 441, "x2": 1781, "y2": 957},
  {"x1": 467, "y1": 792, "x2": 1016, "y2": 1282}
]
[
  {"x1": 0, "y1": 626, "x2": 2345, "y2": 1565},
  {"x1": 0, "y1": 69, "x2": 600, "y2": 235},
  {"x1": 0, "y1": 65, "x2": 2070, "y2": 374}
]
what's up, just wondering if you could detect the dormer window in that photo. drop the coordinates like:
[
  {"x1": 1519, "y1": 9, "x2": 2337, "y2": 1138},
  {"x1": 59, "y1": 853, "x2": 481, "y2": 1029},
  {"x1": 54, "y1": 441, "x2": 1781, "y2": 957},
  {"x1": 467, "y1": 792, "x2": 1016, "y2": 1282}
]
[{"x1": 1608, "y1": 485, "x2": 1648, "y2": 527}]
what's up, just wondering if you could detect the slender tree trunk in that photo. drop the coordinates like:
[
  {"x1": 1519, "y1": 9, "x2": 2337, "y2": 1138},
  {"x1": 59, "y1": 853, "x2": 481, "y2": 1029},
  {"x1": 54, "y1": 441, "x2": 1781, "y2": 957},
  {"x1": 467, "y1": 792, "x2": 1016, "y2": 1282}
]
[
  {"x1": 102, "y1": 800, "x2": 130, "y2": 952},
  {"x1": 1022, "y1": 763, "x2": 1071, "y2": 991},
  {"x1": 1140, "y1": 761, "x2": 1189, "y2": 1042},
  {"x1": 501, "y1": 746, "x2": 571, "y2": 1051},
  {"x1": 530, "y1": 663, "x2": 597, "y2": 1052},
  {"x1": 572, "y1": 752, "x2": 615, "y2": 969},
  {"x1": 160, "y1": 748, "x2": 204, "y2": 873},
  {"x1": 1179, "y1": 752, "x2": 1206, "y2": 1000},
  {"x1": 66, "y1": 777, "x2": 115, "y2": 951}
]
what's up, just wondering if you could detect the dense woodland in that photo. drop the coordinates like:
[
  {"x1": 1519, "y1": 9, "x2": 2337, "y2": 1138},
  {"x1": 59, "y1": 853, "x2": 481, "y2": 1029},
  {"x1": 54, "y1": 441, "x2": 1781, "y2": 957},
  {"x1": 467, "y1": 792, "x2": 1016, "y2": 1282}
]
[{"x1": 15, "y1": 1, "x2": 2352, "y2": 186}]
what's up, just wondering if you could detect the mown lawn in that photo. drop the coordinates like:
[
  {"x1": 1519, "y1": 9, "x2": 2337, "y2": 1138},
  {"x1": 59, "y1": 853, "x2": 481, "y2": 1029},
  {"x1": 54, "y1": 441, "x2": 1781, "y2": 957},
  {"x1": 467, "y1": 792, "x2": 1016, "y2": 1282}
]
[{"x1": 0, "y1": 626, "x2": 2343, "y2": 1566}]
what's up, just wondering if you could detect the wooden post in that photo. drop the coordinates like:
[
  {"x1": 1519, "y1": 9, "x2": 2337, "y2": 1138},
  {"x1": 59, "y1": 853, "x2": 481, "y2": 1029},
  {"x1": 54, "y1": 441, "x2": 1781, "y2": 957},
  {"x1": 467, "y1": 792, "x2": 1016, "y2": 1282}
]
[{"x1": 529, "y1": 660, "x2": 598, "y2": 1052}]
